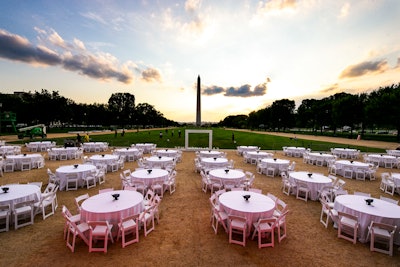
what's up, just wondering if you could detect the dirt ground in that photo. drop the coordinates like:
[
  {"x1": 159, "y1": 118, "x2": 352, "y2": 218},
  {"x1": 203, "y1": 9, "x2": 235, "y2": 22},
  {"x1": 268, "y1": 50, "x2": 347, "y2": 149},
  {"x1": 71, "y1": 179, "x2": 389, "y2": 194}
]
[{"x1": 1, "y1": 132, "x2": 400, "y2": 267}]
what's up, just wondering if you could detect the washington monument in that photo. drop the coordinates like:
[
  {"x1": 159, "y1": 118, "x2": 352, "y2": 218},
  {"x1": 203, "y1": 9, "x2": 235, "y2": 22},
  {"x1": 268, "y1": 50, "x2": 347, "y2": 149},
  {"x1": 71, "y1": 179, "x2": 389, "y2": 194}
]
[{"x1": 196, "y1": 75, "x2": 201, "y2": 126}]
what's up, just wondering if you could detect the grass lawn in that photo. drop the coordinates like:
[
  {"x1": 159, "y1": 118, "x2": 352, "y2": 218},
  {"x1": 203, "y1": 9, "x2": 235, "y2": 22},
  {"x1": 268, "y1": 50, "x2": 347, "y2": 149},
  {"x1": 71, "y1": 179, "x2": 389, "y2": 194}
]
[{"x1": 23, "y1": 127, "x2": 385, "y2": 153}]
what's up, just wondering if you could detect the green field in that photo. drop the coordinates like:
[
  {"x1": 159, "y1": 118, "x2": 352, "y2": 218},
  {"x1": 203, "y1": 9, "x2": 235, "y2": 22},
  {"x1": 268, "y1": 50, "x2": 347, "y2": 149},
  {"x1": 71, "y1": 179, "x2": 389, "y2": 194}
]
[{"x1": 13, "y1": 127, "x2": 386, "y2": 153}]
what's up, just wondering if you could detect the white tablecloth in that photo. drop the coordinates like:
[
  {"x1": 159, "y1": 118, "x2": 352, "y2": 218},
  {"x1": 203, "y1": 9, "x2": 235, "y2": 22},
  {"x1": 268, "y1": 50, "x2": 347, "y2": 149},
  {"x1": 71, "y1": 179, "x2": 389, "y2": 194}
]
[
  {"x1": 28, "y1": 141, "x2": 54, "y2": 151},
  {"x1": 334, "y1": 194, "x2": 400, "y2": 244},
  {"x1": 247, "y1": 151, "x2": 273, "y2": 160},
  {"x1": 208, "y1": 169, "x2": 245, "y2": 186},
  {"x1": 367, "y1": 154, "x2": 397, "y2": 167},
  {"x1": 335, "y1": 160, "x2": 369, "y2": 178},
  {"x1": 0, "y1": 184, "x2": 41, "y2": 209},
  {"x1": 51, "y1": 147, "x2": 78, "y2": 160},
  {"x1": 261, "y1": 158, "x2": 290, "y2": 176},
  {"x1": 201, "y1": 157, "x2": 229, "y2": 169},
  {"x1": 331, "y1": 148, "x2": 358, "y2": 159},
  {"x1": 146, "y1": 156, "x2": 174, "y2": 169},
  {"x1": 6, "y1": 154, "x2": 44, "y2": 171},
  {"x1": 114, "y1": 148, "x2": 139, "y2": 161},
  {"x1": 284, "y1": 147, "x2": 306, "y2": 157},
  {"x1": 56, "y1": 164, "x2": 97, "y2": 190},
  {"x1": 237, "y1": 146, "x2": 258, "y2": 155},
  {"x1": 82, "y1": 142, "x2": 108, "y2": 152},
  {"x1": 81, "y1": 190, "x2": 144, "y2": 235},
  {"x1": 386, "y1": 150, "x2": 400, "y2": 157},
  {"x1": 130, "y1": 168, "x2": 169, "y2": 187},
  {"x1": 133, "y1": 143, "x2": 156, "y2": 154},
  {"x1": 156, "y1": 149, "x2": 178, "y2": 158},
  {"x1": 90, "y1": 154, "x2": 119, "y2": 170},
  {"x1": 0, "y1": 145, "x2": 20, "y2": 156},
  {"x1": 219, "y1": 191, "x2": 275, "y2": 234},
  {"x1": 308, "y1": 152, "x2": 335, "y2": 166},
  {"x1": 199, "y1": 150, "x2": 223, "y2": 158},
  {"x1": 289, "y1": 171, "x2": 332, "y2": 201}
]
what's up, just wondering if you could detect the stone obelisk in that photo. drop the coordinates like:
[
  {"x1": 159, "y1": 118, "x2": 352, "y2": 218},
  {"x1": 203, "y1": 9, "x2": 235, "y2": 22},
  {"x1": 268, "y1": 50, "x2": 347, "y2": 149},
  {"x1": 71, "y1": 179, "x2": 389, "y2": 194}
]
[{"x1": 196, "y1": 75, "x2": 201, "y2": 126}]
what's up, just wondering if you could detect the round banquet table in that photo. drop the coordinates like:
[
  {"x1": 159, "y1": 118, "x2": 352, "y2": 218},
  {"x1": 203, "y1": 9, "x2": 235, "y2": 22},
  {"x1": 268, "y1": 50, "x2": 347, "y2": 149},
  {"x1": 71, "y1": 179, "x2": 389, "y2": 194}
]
[
  {"x1": 334, "y1": 194, "x2": 400, "y2": 244},
  {"x1": 51, "y1": 147, "x2": 78, "y2": 160},
  {"x1": 28, "y1": 141, "x2": 54, "y2": 151},
  {"x1": 134, "y1": 143, "x2": 156, "y2": 154},
  {"x1": 335, "y1": 160, "x2": 369, "y2": 178},
  {"x1": 90, "y1": 154, "x2": 119, "y2": 170},
  {"x1": 289, "y1": 171, "x2": 332, "y2": 201},
  {"x1": 331, "y1": 148, "x2": 358, "y2": 159},
  {"x1": 284, "y1": 147, "x2": 306, "y2": 157},
  {"x1": 0, "y1": 145, "x2": 20, "y2": 156},
  {"x1": 247, "y1": 151, "x2": 273, "y2": 160},
  {"x1": 130, "y1": 168, "x2": 169, "y2": 187},
  {"x1": 156, "y1": 149, "x2": 178, "y2": 158},
  {"x1": 208, "y1": 169, "x2": 245, "y2": 186},
  {"x1": 261, "y1": 158, "x2": 290, "y2": 176},
  {"x1": 7, "y1": 154, "x2": 44, "y2": 171},
  {"x1": 146, "y1": 156, "x2": 174, "y2": 169},
  {"x1": 82, "y1": 142, "x2": 108, "y2": 152},
  {"x1": 218, "y1": 190, "x2": 275, "y2": 235},
  {"x1": 114, "y1": 148, "x2": 139, "y2": 161},
  {"x1": 386, "y1": 150, "x2": 400, "y2": 157},
  {"x1": 0, "y1": 184, "x2": 41, "y2": 209},
  {"x1": 237, "y1": 146, "x2": 258, "y2": 155},
  {"x1": 80, "y1": 190, "x2": 144, "y2": 235},
  {"x1": 201, "y1": 157, "x2": 229, "y2": 169},
  {"x1": 367, "y1": 154, "x2": 397, "y2": 167},
  {"x1": 56, "y1": 164, "x2": 97, "y2": 190},
  {"x1": 308, "y1": 152, "x2": 335, "y2": 166},
  {"x1": 199, "y1": 150, "x2": 223, "y2": 158}
]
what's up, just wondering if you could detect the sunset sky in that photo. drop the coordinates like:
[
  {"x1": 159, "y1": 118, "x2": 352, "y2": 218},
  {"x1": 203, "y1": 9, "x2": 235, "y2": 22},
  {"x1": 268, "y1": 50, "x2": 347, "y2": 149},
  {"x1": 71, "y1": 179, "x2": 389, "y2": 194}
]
[{"x1": 0, "y1": 0, "x2": 399, "y2": 123}]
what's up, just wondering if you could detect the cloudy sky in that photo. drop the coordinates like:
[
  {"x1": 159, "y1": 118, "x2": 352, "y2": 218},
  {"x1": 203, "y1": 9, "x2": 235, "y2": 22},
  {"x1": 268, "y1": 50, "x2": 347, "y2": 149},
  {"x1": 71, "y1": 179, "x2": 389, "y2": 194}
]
[{"x1": 0, "y1": 0, "x2": 399, "y2": 122}]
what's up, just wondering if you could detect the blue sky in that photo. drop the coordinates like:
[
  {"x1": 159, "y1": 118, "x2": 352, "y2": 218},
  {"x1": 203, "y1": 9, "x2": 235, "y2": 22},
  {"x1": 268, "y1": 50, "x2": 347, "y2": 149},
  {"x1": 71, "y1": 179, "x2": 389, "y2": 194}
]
[{"x1": 0, "y1": 0, "x2": 399, "y2": 122}]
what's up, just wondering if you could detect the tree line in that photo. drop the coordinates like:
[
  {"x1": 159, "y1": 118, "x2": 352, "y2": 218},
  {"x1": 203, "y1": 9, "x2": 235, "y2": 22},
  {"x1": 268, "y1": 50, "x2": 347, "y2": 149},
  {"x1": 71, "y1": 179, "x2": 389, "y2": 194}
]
[
  {"x1": 218, "y1": 83, "x2": 400, "y2": 141},
  {"x1": 0, "y1": 90, "x2": 178, "y2": 132}
]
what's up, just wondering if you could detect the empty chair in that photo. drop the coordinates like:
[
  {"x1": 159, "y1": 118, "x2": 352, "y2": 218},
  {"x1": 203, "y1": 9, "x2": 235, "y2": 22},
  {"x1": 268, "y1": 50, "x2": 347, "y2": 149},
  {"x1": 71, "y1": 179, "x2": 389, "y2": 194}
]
[
  {"x1": 368, "y1": 221, "x2": 397, "y2": 256},
  {"x1": 163, "y1": 171, "x2": 176, "y2": 195},
  {"x1": 4, "y1": 159, "x2": 15, "y2": 172},
  {"x1": 384, "y1": 176, "x2": 396, "y2": 196},
  {"x1": 75, "y1": 193, "x2": 89, "y2": 213},
  {"x1": 266, "y1": 166, "x2": 275, "y2": 177},
  {"x1": 88, "y1": 221, "x2": 114, "y2": 253},
  {"x1": 61, "y1": 205, "x2": 81, "y2": 240},
  {"x1": 319, "y1": 197, "x2": 338, "y2": 228},
  {"x1": 47, "y1": 168, "x2": 60, "y2": 185},
  {"x1": 282, "y1": 176, "x2": 296, "y2": 196},
  {"x1": 228, "y1": 215, "x2": 247, "y2": 247},
  {"x1": 82, "y1": 171, "x2": 97, "y2": 189},
  {"x1": 337, "y1": 211, "x2": 359, "y2": 244},
  {"x1": 252, "y1": 217, "x2": 277, "y2": 248},
  {"x1": 209, "y1": 178, "x2": 223, "y2": 195},
  {"x1": 20, "y1": 158, "x2": 32, "y2": 171},
  {"x1": 355, "y1": 169, "x2": 366, "y2": 181},
  {"x1": 0, "y1": 204, "x2": 11, "y2": 232},
  {"x1": 210, "y1": 203, "x2": 228, "y2": 234},
  {"x1": 343, "y1": 168, "x2": 353, "y2": 179},
  {"x1": 13, "y1": 200, "x2": 35, "y2": 229},
  {"x1": 139, "y1": 205, "x2": 156, "y2": 236},
  {"x1": 131, "y1": 180, "x2": 146, "y2": 195},
  {"x1": 151, "y1": 180, "x2": 165, "y2": 198},
  {"x1": 117, "y1": 214, "x2": 140, "y2": 248},
  {"x1": 296, "y1": 181, "x2": 310, "y2": 202},
  {"x1": 96, "y1": 168, "x2": 106, "y2": 185},
  {"x1": 63, "y1": 214, "x2": 89, "y2": 252},
  {"x1": 34, "y1": 191, "x2": 57, "y2": 220},
  {"x1": 59, "y1": 152, "x2": 68, "y2": 161},
  {"x1": 66, "y1": 173, "x2": 79, "y2": 191}
]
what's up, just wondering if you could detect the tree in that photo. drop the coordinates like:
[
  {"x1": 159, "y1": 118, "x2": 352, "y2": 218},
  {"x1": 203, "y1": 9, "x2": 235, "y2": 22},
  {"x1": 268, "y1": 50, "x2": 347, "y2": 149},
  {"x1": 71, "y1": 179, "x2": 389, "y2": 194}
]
[{"x1": 107, "y1": 93, "x2": 135, "y2": 127}]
